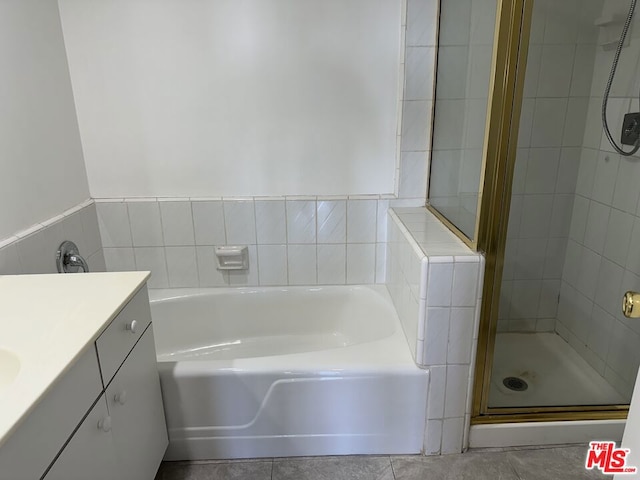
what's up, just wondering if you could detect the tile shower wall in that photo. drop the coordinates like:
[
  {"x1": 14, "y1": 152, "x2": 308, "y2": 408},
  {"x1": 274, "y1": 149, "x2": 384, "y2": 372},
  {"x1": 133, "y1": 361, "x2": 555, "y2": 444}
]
[
  {"x1": 0, "y1": 200, "x2": 105, "y2": 276},
  {"x1": 396, "y1": 0, "x2": 437, "y2": 202},
  {"x1": 556, "y1": 0, "x2": 640, "y2": 399},
  {"x1": 500, "y1": 0, "x2": 602, "y2": 333},
  {"x1": 97, "y1": 197, "x2": 393, "y2": 289},
  {"x1": 386, "y1": 208, "x2": 484, "y2": 455}
]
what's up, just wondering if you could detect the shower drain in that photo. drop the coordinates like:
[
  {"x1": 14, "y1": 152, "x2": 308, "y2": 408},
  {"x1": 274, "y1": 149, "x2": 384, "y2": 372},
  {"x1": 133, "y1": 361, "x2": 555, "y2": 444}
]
[{"x1": 503, "y1": 376, "x2": 528, "y2": 392}]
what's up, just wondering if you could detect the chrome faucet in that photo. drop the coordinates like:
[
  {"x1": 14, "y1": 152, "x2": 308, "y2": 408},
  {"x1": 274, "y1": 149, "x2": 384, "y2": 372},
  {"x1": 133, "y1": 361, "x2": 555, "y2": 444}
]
[{"x1": 56, "y1": 241, "x2": 89, "y2": 273}]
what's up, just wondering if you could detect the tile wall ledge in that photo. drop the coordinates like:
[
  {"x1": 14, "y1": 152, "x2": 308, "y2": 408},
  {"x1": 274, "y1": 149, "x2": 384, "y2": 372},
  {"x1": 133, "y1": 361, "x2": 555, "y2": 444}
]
[
  {"x1": 0, "y1": 198, "x2": 94, "y2": 248},
  {"x1": 389, "y1": 207, "x2": 480, "y2": 261}
]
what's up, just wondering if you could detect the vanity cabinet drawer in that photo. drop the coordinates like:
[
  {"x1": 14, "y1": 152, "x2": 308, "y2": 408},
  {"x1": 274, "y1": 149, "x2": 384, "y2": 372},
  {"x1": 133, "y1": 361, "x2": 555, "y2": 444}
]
[
  {"x1": 0, "y1": 347, "x2": 102, "y2": 480},
  {"x1": 95, "y1": 286, "x2": 151, "y2": 386}
]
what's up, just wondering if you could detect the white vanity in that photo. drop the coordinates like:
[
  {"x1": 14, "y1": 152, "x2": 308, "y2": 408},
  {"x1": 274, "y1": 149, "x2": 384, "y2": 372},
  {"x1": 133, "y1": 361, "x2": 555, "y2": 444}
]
[{"x1": 0, "y1": 272, "x2": 167, "y2": 480}]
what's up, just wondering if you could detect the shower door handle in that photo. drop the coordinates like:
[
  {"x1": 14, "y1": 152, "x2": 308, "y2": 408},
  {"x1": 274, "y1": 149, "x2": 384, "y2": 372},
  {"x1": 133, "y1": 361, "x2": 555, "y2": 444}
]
[{"x1": 623, "y1": 291, "x2": 640, "y2": 318}]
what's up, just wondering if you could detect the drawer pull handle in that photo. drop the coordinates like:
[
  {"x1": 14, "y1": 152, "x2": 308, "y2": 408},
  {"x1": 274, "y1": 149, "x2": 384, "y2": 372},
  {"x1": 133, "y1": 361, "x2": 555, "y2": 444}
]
[
  {"x1": 97, "y1": 416, "x2": 112, "y2": 433},
  {"x1": 114, "y1": 390, "x2": 128, "y2": 406},
  {"x1": 126, "y1": 320, "x2": 138, "y2": 334}
]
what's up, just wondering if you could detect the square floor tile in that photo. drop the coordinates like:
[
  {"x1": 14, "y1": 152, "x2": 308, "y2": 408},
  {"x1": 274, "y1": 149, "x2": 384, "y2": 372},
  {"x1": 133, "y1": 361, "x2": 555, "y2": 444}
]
[
  {"x1": 392, "y1": 452, "x2": 519, "y2": 480},
  {"x1": 506, "y1": 446, "x2": 608, "y2": 479},
  {"x1": 158, "y1": 460, "x2": 272, "y2": 480},
  {"x1": 272, "y1": 456, "x2": 393, "y2": 480}
]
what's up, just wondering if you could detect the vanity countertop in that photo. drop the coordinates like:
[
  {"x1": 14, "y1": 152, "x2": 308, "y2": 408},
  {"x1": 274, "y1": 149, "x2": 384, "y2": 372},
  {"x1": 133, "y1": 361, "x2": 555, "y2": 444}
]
[{"x1": 0, "y1": 271, "x2": 150, "y2": 447}]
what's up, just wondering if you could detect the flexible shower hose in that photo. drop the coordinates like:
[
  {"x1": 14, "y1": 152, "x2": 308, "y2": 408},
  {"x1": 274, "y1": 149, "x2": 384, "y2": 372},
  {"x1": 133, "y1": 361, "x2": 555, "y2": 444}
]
[{"x1": 602, "y1": 0, "x2": 640, "y2": 156}]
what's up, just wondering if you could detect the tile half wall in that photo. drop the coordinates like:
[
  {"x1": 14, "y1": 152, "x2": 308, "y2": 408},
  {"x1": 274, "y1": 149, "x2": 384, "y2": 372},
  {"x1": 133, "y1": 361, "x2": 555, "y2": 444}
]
[{"x1": 386, "y1": 207, "x2": 484, "y2": 455}]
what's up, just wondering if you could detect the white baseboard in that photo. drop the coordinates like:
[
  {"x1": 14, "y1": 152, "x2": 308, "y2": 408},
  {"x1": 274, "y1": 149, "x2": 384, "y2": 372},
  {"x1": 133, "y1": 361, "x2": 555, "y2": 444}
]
[{"x1": 469, "y1": 420, "x2": 626, "y2": 449}]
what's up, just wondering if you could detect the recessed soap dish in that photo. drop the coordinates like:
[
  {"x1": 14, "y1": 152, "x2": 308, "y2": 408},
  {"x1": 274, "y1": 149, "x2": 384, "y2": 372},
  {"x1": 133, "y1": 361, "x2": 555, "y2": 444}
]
[{"x1": 215, "y1": 246, "x2": 249, "y2": 271}]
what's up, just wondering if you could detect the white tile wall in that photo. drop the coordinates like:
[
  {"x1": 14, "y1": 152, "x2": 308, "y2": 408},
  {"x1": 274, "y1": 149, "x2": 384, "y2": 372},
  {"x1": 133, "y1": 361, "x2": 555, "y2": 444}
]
[
  {"x1": 347, "y1": 200, "x2": 378, "y2": 243},
  {"x1": 405, "y1": 0, "x2": 438, "y2": 47},
  {"x1": 97, "y1": 197, "x2": 391, "y2": 289},
  {"x1": 405, "y1": 47, "x2": 436, "y2": 101},
  {"x1": 0, "y1": 199, "x2": 105, "y2": 276},
  {"x1": 423, "y1": 308, "x2": 449, "y2": 365},
  {"x1": 196, "y1": 246, "x2": 227, "y2": 287},
  {"x1": 257, "y1": 245, "x2": 288, "y2": 286},
  {"x1": 96, "y1": 202, "x2": 132, "y2": 247},
  {"x1": 160, "y1": 201, "x2": 195, "y2": 246},
  {"x1": 316, "y1": 200, "x2": 346, "y2": 244},
  {"x1": 224, "y1": 199, "x2": 257, "y2": 245},
  {"x1": 288, "y1": 244, "x2": 317, "y2": 285},
  {"x1": 346, "y1": 243, "x2": 376, "y2": 284},
  {"x1": 533, "y1": 100, "x2": 568, "y2": 147},
  {"x1": 544, "y1": 0, "x2": 640, "y2": 400},
  {"x1": 103, "y1": 247, "x2": 135, "y2": 272},
  {"x1": 134, "y1": 247, "x2": 168, "y2": 289},
  {"x1": 286, "y1": 200, "x2": 316, "y2": 244},
  {"x1": 192, "y1": 201, "x2": 226, "y2": 245},
  {"x1": 255, "y1": 199, "x2": 287, "y2": 244},
  {"x1": 227, "y1": 244, "x2": 259, "y2": 286},
  {"x1": 386, "y1": 208, "x2": 484, "y2": 455},
  {"x1": 166, "y1": 246, "x2": 199, "y2": 287},
  {"x1": 128, "y1": 201, "x2": 164, "y2": 247},
  {"x1": 0, "y1": 244, "x2": 22, "y2": 275},
  {"x1": 401, "y1": 101, "x2": 432, "y2": 152},
  {"x1": 318, "y1": 244, "x2": 347, "y2": 284},
  {"x1": 500, "y1": 0, "x2": 601, "y2": 332},
  {"x1": 396, "y1": 0, "x2": 435, "y2": 205},
  {"x1": 17, "y1": 222, "x2": 63, "y2": 274}
]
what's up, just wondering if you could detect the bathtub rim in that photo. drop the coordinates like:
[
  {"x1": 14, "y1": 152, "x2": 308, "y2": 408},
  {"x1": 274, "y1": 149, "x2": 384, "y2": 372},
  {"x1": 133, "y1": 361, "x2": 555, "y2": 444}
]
[{"x1": 149, "y1": 283, "x2": 394, "y2": 304}]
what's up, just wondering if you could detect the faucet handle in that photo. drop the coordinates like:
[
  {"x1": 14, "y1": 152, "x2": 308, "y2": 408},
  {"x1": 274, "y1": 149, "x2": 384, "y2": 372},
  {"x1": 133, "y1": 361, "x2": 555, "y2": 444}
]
[{"x1": 56, "y1": 240, "x2": 90, "y2": 273}]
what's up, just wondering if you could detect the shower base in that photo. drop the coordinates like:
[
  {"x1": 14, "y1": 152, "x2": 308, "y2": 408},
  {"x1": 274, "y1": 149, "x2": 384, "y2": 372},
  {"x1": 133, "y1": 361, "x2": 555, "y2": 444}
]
[{"x1": 489, "y1": 332, "x2": 625, "y2": 408}]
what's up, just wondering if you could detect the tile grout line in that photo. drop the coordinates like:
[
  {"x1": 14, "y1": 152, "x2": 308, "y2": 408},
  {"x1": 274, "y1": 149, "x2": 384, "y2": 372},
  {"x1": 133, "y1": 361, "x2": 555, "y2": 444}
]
[
  {"x1": 315, "y1": 199, "x2": 318, "y2": 285},
  {"x1": 252, "y1": 199, "x2": 260, "y2": 287},
  {"x1": 154, "y1": 201, "x2": 171, "y2": 288},
  {"x1": 503, "y1": 452, "x2": 525, "y2": 480},
  {"x1": 389, "y1": 455, "x2": 398, "y2": 480},
  {"x1": 284, "y1": 200, "x2": 290, "y2": 285},
  {"x1": 345, "y1": 200, "x2": 349, "y2": 283},
  {"x1": 124, "y1": 202, "x2": 138, "y2": 272},
  {"x1": 189, "y1": 201, "x2": 202, "y2": 287}
]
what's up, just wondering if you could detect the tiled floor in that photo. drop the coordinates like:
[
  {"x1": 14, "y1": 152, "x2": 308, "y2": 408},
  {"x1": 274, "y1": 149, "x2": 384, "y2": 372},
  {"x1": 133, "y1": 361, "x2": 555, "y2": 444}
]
[{"x1": 155, "y1": 445, "x2": 608, "y2": 479}]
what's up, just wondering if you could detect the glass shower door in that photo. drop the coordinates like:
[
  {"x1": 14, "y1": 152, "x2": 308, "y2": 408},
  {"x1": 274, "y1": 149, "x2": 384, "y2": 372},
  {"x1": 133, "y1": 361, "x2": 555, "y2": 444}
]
[
  {"x1": 428, "y1": 0, "x2": 498, "y2": 243},
  {"x1": 488, "y1": 0, "x2": 640, "y2": 410}
]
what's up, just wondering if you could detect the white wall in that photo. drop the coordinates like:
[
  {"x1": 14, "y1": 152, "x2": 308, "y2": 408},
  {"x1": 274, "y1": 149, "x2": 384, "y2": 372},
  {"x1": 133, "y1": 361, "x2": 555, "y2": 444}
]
[
  {"x1": 0, "y1": 1, "x2": 89, "y2": 240},
  {"x1": 58, "y1": 0, "x2": 401, "y2": 198}
]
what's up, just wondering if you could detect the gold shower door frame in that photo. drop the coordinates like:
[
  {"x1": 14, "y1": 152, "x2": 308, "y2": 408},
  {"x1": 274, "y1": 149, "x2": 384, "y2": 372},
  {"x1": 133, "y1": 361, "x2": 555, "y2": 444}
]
[{"x1": 462, "y1": 0, "x2": 630, "y2": 423}]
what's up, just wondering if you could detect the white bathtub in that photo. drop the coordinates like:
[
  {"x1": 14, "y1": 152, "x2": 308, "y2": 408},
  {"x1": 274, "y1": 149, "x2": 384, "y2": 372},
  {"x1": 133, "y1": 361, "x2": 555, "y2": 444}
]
[{"x1": 150, "y1": 285, "x2": 429, "y2": 460}]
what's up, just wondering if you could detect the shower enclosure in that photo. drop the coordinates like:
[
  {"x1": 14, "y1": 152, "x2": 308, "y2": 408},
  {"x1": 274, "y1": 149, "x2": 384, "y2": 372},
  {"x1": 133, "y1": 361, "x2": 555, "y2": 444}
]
[{"x1": 429, "y1": 0, "x2": 640, "y2": 422}]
